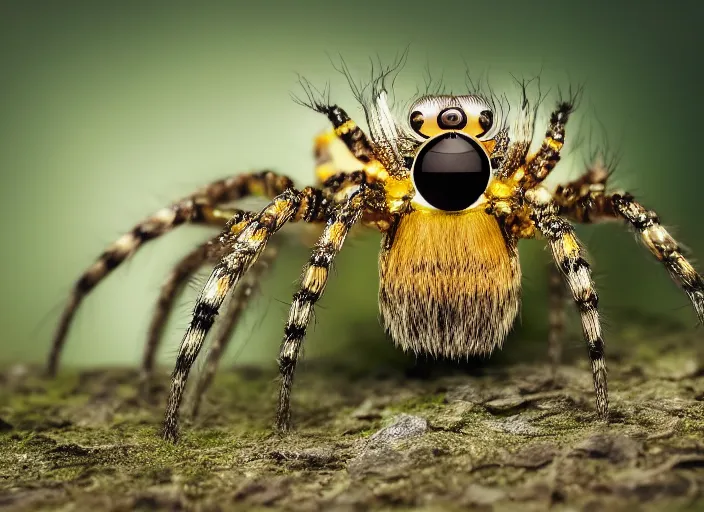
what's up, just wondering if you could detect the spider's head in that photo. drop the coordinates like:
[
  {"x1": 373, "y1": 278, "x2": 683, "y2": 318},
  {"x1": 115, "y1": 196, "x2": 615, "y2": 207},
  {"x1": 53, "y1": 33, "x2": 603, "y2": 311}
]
[
  {"x1": 407, "y1": 95, "x2": 498, "y2": 212},
  {"x1": 408, "y1": 95, "x2": 498, "y2": 141}
]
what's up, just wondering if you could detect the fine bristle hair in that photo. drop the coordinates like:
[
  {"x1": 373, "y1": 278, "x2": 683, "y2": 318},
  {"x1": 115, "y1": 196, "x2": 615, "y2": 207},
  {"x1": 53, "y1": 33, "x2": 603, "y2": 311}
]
[
  {"x1": 421, "y1": 59, "x2": 449, "y2": 97},
  {"x1": 290, "y1": 75, "x2": 332, "y2": 114},
  {"x1": 510, "y1": 72, "x2": 549, "y2": 142},
  {"x1": 464, "y1": 63, "x2": 511, "y2": 133},
  {"x1": 556, "y1": 82, "x2": 585, "y2": 116},
  {"x1": 379, "y1": 209, "x2": 522, "y2": 360},
  {"x1": 331, "y1": 48, "x2": 412, "y2": 175},
  {"x1": 583, "y1": 106, "x2": 624, "y2": 181}
]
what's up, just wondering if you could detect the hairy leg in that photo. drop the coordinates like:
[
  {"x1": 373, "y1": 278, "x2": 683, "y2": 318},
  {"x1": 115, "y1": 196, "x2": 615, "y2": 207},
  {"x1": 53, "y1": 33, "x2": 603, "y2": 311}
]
[
  {"x1": 490, "y1": 89, "x2": 581, "y2": 200},
  {"x1": 189, "y1": 242, "x2": 280, "y2": 418},
  {"x1": 525, "y1": 188, "x2": 608, "y2": 418},
  {"x1": 520, "y1": 93, "x2": 579, "y2": 188},
  {"x1": 140, "y1": 238, "x2": 225, "y2": 391},
  {"x1": 276, "y1": 183, "x2": 367, "y2": 431},
  {"x1": 555, "y1": 168, "x2": 704, "y2": 324},
  {"x1": 47, "y1": 171, "x2": 295, "y2": 376},
  {"x1": 140, "y1": 211, "x2": 263, "y2": 388},
  {"x1": 162, "y1": 186, "x2": 329, "y2": 442}
]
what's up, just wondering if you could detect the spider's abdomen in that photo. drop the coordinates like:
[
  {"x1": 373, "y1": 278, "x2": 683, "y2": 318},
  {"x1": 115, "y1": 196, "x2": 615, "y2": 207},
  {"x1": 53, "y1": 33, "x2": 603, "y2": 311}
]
[{"x1": 378, "y1": 209, "x2": 521, "y2": 359}]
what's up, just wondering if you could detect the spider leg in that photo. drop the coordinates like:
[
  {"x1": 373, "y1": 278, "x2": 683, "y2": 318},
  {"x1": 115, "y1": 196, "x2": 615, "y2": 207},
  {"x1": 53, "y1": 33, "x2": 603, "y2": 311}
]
[
  {"x1": 525, "y1": 188, "x2": 608, "y2": 418},
  {"x1": 555, "y1": 171, "x2": 704, "y2": 323},
  {"x1": 313, "y1": 105, "x2": 376, "y2": 165},
  {"x1": 140, "y1": 211, "x2": 263, "y2": 389},
  {"x1": 612, "y1": 195, "x2": 704, "y2": 323},
  {"x1": 162, "y1": 185, "x2": 330, "y2": 442},
  {"x1": 140, "y1": 237, "x2": 225, "y2": 391},
  {"x1": 276, "y1": 183, "x2": 367, "y2": 432},
  {"x1": 189, "y1": 242, "x2": 280, "y2": 418},
  {"x1": 47, "y1": 171, "x2": 296, "y2": 377},
  {"x1": 520, "y1": 92, "x2": 580, "y2": 189}
]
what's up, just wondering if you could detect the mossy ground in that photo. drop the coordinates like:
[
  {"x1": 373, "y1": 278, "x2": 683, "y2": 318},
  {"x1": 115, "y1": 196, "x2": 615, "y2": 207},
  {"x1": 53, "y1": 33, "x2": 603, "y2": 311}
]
[{"x1": 2, "y1": 318, "x2": 704, "y2": 511}]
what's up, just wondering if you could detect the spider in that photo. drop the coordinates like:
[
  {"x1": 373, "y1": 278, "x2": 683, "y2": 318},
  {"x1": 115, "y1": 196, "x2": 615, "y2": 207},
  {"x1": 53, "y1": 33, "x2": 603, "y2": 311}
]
[{"x1": 46, "y1": 66, "x2": 704, "y2": 444}]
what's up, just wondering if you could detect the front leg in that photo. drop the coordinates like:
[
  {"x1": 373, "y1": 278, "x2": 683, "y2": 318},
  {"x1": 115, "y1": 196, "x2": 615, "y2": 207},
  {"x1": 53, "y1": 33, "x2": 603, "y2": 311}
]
[{"x1": 525, "y1": 188, "x2": 608, "y2": 419}]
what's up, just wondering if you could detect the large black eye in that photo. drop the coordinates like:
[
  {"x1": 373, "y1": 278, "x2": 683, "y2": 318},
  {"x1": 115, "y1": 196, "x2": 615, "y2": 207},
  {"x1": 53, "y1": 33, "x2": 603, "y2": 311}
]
[
  {"x1": 438, "y1": 107, "x2": 467, "y2": 130},
  {"x1": 478, "y1": 109, "x2": 493, "y2": 137},
  {"x1": 412, "y1": 132, "x2": 491, "y2": 211}
]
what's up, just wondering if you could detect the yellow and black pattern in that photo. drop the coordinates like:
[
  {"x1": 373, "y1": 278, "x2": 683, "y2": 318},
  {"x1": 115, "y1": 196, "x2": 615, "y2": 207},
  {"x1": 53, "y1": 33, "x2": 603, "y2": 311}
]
[
  {"x1": 554, "y1": 168, "x2": 704, "y2": 324},
  {"x1": 46, "y1": 76, "x2": 704, "y2": 440},
  {"x1": 47, "y1": 205, "x2": 251, "y2": 378},
  {"x1": 47, "y1": 171, "x2": 300, "y2": 377},
  {"x1": 305, "y1": 102, "x2": 376, "y2": 165},
  {"x1": 141, "y1": 238, "x2": 223, "y2": 388},
  {"x1": 520, "y1": 100, "x2": 575, "y2": 187},
  {"x1": 189, "y1": 243, "x2": 280, "y2": 418},
  {"x1": 162, "y1": 186, "x2": 330, "y2": 442},
  {"x1": 525, "y1": 188, "x2": 608, "y2": 418},
  {"x1": 276, "y1": 183, "x2": 367, "y2": 431},
  {"x1": 612, "y1": 194, "x2": 704, "y2": 323},
  {"x1": 141, "y1": 226, "x2": 274, "y2": 390}
]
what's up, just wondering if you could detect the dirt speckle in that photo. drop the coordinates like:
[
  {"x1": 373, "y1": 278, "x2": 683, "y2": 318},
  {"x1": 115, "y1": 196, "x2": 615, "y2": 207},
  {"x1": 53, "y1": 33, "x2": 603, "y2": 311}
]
[{"x1": 2, "y1": 322, "x2": 704, "y2": 510}]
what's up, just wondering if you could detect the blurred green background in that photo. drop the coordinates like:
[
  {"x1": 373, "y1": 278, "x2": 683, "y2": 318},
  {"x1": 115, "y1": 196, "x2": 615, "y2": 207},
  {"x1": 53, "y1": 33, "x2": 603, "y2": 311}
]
[{"x1": 1, "y1": 0, "x2": 702, "y2": 370}]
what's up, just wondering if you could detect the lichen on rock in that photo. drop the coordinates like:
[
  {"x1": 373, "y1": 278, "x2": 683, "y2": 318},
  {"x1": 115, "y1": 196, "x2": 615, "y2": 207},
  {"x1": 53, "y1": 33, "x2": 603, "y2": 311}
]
[{"x1": 1, "y1": 318, "x2": 704, "y2": 510}]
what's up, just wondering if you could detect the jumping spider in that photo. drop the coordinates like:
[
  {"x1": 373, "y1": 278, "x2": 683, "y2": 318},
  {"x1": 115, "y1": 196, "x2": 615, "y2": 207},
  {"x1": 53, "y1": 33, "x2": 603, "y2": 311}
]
[{"x1": 46, "y1": 69, "x2": 704, "y2": 443}]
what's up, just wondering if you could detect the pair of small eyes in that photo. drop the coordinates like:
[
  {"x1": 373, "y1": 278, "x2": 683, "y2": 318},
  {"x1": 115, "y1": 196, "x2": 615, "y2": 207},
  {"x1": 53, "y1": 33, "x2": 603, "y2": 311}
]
[{"x1": 410, "y1": 107, "x2": 494, "y2": 137}]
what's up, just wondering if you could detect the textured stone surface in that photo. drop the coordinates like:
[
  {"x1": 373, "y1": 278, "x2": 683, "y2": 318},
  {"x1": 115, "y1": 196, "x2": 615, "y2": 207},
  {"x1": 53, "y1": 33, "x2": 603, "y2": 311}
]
[{"x1": 1, "y1": 319, "x2": 704, "y2": 511}]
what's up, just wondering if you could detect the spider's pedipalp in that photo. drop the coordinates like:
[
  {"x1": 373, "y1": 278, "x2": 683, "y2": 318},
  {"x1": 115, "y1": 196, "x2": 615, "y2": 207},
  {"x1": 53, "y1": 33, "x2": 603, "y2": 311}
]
[
  {"x1": 189, "y1": 242, "x2": 280, "y2": 418},
  {"x1": 162, "y1": 186, "x2": 329, "y2": 443},
  {"x1": 521, "y1": 95, "x2": 579, "y2": 188},
  {"x1": 525, "y1": 190, "x2": 608, "y2": 419},
  {"x1": 47, "y1": 172, "x2": 298, "y2": 377},
  {"x1": 295, "y1": 90, "x2": 378, "y2": 166},
  {"x1": 276, "y1": 182, "x2": 367, "y2": 432}
]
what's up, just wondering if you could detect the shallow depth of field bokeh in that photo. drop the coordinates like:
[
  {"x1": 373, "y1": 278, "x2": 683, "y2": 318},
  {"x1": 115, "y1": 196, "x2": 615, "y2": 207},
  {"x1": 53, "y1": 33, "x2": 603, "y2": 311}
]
[{"x1": 1, "y1": 0, "x2": 702, "y2": 369}]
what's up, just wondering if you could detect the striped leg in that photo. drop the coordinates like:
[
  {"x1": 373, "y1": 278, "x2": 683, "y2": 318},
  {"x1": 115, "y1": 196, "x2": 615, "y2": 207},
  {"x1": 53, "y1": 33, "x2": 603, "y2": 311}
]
[
  {"x1": 140, "y1": 212, "x2": 259, "y2": 389},
  {"x1": 162, "y1": 186, "x2": 328, "y2": 442},
  {"x1": 189, "y1": 243, "x2": 280, "y2": 418},
  {"x1": 47, "y1": 171, "x2": 295, "y2": 377},
  {"x1": 515, "y1": 89, "x2": 581, "y2": 189},
  {"x1": 294, "y1": 83, "x2": 376, "y2": 165},
  {"x1": 554, "y1": 171, "x2": 704, "y2": 324},
  {"x1": 276, "y1": 183, "x2": 367, "y2": 432},
  {"x1": 611, "y1": 194, "x2": 704, "y2": 323},
  {"x1": 140, "y1": 238, "x2": 224, "y2": 391},
  {"x1": 525, "y1": 188, "x2": 608, "y2": 419}
]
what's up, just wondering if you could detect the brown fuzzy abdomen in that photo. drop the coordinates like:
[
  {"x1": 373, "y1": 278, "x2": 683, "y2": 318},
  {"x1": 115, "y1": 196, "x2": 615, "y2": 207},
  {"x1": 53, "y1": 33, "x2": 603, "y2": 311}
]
[{"x1": 378, "y1": 209, "x2": 521, "y2": 359}]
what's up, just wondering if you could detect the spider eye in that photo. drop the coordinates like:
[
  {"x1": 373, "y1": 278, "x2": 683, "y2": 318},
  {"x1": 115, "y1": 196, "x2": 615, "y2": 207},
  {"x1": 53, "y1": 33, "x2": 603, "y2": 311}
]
[
  {"x1": 478, "y1": 109, "x2": 494, "y2": 136},
  {"x1": 410, "y1": 110, "x2": 424, "y2": 134},
  {"x1": 438, "y1": 107, "x2": 466, "y2": 129}
]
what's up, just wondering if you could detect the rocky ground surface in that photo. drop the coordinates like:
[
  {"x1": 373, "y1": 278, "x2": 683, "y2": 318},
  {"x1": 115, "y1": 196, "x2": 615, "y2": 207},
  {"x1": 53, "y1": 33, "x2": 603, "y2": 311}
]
[{"x1": 2, "y1": 319, "x2": 704, "y2": 511}]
